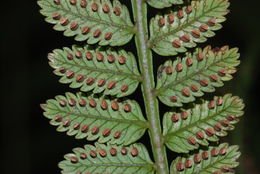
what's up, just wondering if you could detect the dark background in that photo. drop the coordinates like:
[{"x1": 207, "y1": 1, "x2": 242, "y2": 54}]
[{"x1": 1, "y1": 0, "x2": 260, "y2": 173}]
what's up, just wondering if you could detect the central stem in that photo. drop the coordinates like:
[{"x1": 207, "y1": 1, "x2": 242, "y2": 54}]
[{"x1": 132, "y1": 1, "x2": 169, "y2": 174}]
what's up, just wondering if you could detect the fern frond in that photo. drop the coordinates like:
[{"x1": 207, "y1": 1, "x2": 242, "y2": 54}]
[
  {"x1": 38, "y1": 0, "x2": 134, "y2": 46},
  {"x1": 149, "y1": 0, "x2": 229, "y2": 56},
  {"x1": 163, "y1": 94, "x2": 244, "y2": 153},
  {"x1": 48, "y1": 45, "x2": 141, "y2": 97},
  {"x1": 147, "y1": 0, "x2": 183, "y2": 9},
  {"x1": 155, "y1": 46, "x2": 240, "y2": 107},
  {"x1": 41, "y1": 92, "x2": 147, "y2": 145},
  {"x1": 59, "y1": 143, "x2": 155, "y2": 174},
  {"x1": 170, "y1": 143, "x2": 241, "y2": 174}
]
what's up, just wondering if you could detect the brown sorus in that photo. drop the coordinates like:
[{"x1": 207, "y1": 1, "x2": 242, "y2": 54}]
[
  {"x1": 191, "y1": 84, "x2": 199, "y2": 92},
  {"x1": 98, "y1": 79, "x2": 106, "y2": 87},
  {"x1": 81, "y1": 125, "x2": 89, "y2": 133},
  {"x1": 207, "y1": 18, "x2": 216, "y2": 26},
  {"x1": 107, "y1": 54, "x2": 115, "y2": 63},
  {"x1": 85, "y1": 51, "x2": 93, "y2": 60},
  {"x1": 79, "y1": 99, "x2": 86, "y2": 106},
  {"x1": 213, "y1": 171, "x2": 222, "y2": 174},
  {"x1": 226, "y1": 114, "x2": 236, "y2": 121},
  {"x1": 96, "y1": 53, "x2": 104, "y2": 62},
  {"x1": 176, "y1": 63, "x2": 183, "y2": 72},
  {"x1": 52, "y1": 13, "x2": 61, "y2": 20},
  {"x1": 196, "y1": 130, "x2": 205, "y2": 140},
  {"x1": 75, "y1": 51, "x2": 82, "y2": 58},
  {"x1": 219, "y1": 147, "x2": 227, "y2": 155},
  {"x1": 180, "y1": 34, "x2": 191, "y2": 43},
  {"x1": 202, "y1": 151, "x2": 209, "y2": 159},
  {"x1": 66, "y1": 70, "x2": 75, "y2": 78},
  {"x1": 121, "y1": 85, "x2": 129, "y2": 92},
  {"x1": 89, "y1": 150, "x2": 97, "y2": 158},
  {"x1": 55, "y1": 115, "x2": 63, "y2": 122},
  {"x1": 199, "y1": 24, "x2": 208, "y2": 32},
  {"x1": 197, "y1": 53, "x2": 204, "y2": 61},
  {"x1": 114, "y1": 7, "x2": 121, "y2": 16},
  {"x1": 70, "y1": 0, "x2": 77, "y2": 5},
  {"x1": 100, "y1": 100, "x2": 108, "y2": 110},
  {"x1": 208, "y1": 100, "x2": 215, "y2": 109},
  {"x1": 89, "y1": 99, "x2": 97, "y2": 107},
  {"x1": 99, "y1": 149, "x2": 107, "y2": 157},
  {"x1": 200, "y1": 79, "x2": 209, "y2": 87},
  {"x1": 158, "y1": 18, "x2": 166, "y2": 27},
  {"x1": 214, "y1": 123, "x2": 222, "y2": 131},
  {"x1": 131, "y1": 147, "x2": 139, "y2": 157},
  {"x1": 217, "y1": 97, "x2": 223, "y2": 106},
  {"x1": 165, "y1": 66, "x2": 173, "y2": 75},
  {"x1": 111, "y1": 101, "x2": 119, "y2": 111},
  {"x1": 70, "y1": 156, "x2": 78, "y2": 163},
  {"x1": 118, "y1": 56, "x2": 126, "y2": 64},
  {"x1": 59, "y1": 100, "x2": 67, "y2": 107},
  {"x1": 191, "y1": 30, "x2": 200, "y2": 38},
  {"x1": 91, "y1": 126, "x2": 99, "y2": 135},
  {"x1": 218, "y1": 69, "x2": 226, "y2": 76},
  {"x1": 211, "y1": 148, "x2": 219, "y2": 157},
  {"x1": 102, "y1": 4, "x2": 110, "y2": 13},
  {"x1": 73, "y1": 123, "x2": 80, "y2": 130},
  {"x1": 107, "y1": 81, "x2": 116, "y2": 89},
  {"x1": 102, "y1": 128, "x2": 111, "y2": 137},
  {"x1": 68, "y1": 98, "x2": 76, "y2": 106},
  {"x1": 104, "y1": 32, "x2": 112, "y2": 40},
  {"x1": 185, "y1": 160, "x2": 193, "y2": 168},
  {"x1": 221, "y1": 120, "x2": 229, "y2": 127},
  {"x1": 110, "y1": 148, "x2": 117, "y2": 156},
  {"x1": 86, "y1": 77, "x2": 95, "y2": 85},
  {"x1": 172, "y1": 39, "x2": 181, "y2": 48},
  {"x1": 177, "y1": 10, "x2": 184, "y2": 19},
  {"x1": 171, "y1": 113, "x2": 179, "y2": 122},
  {"x1": 93, "y1": 29, "x2": 102, "y2": 38},
  {"x1": 194, "y1": 154, "x2": 201, "y2": 163},
  {"x1": 91, "y1": 3, "x2": 98, "y2": 11},
  {"x1": 167, "y1": 14, "x2": 174, "y2": 23},
  {"x1": 70, "y1": 22, "x2": 79, "y2": 30},
  {"x1": 181, "y1": 111, "x2": 188, "y2": 119},
  {"x1": 114, "y1": 131, "x2": 122, "y2": 139},
  {"x1": 80, "y1": 153, "x2": 87, "y2": 159},
  {"x1": 63, "y1": 120, "x2": 71, "y2": 127},
  {"x1": 185, "y1": 6, "x2": 193, "y2": 14},
  {"x1": 80, "y1": 0, "x2": 87, "y2": 8},
  {"x1": 59, "y1": 67, "x2": 67, "y2": 73},
  {"x1": 60, "y1": 18, "x2": 69, "y2": 26},
  {"x1": 121, "y1": 147, "x2": 128, "y2": 155},
  {"x1": 123, "y1": 104, "x2": 131, "y2": 112},
  {"x1": 221, "y1": 166, "x2": 230, "y2": 172},
  {"x1": 76, "y1": 74, "x2": 84, "y2": 83},
  {"x1": 81, "y1": 26, "x2": 91, "y2": 35},
  {"x1": 206, "y1": 128, "x2": 215, "y2": 136},
  {"x1": 210, "y1": 75, "x2": 218, "y2": 82},
  {"x1": 176, "y1": 163, "x2": 184, "y2": 171},
  {"x1": 170, "y1": 96, "x2": 178, "y2": 102},
  {"x1": 182, "y1": 88, "x2": 190, "y2": 97},
  {"x1": 54, "y1": 0, "x2": 61, "y2": 5},
  {"x1": 188, "y1": 137, "x2": 197, "y2": 145}
]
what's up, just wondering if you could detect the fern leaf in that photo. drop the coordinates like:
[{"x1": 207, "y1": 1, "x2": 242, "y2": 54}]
[
  {"x1": 155, "y1": 46, "x2": 240, "y2": 107},
  {"x1": 147, "y1": 0, "x2": 183, "y2": 9},
  {"x1": 59, "y1": 143, "x2": 155, "y2": 174},
  {"x1": 149, "y1": 0, "x2": 229, "y2": 56},
  {"x1": 170, "y1": 143, "x2": 240, "y2": 174},
  {"x1": 163, "y1": 94, "x2": 244, "y2": 153},
  {"x1": 38, "y1": 0, "x2": 134, "y2": 46},
  {"x1": 48, "y1": 45, "x2": 141, "y2": 97},
  {"x1": 41, "y1": 92, "x2": 147, "y2": 145}
]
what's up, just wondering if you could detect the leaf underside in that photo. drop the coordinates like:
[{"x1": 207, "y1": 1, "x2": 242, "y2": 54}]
[
  {"x1": 156, "y1": 46, "x2": 240, "y2": 107},
  {"x1": 42, "y1": 92, "x2": 147, "y2": 145},
  {"x1": 49, "y1": 45, "x2": 141, "y2": 98},
  {"x1": 59, "y1": 143, "x2": 155, "y2": 174},
  {"x1": 147, "y1": 0, "x2": 183, "y2": 9},
  {"x1": 170, "y1": 143, "x2": 241, "y2": 174},
  {"x1": 149, "y1": 0, "x2": 230, "y2": 56},
  {"x1": 163, "y1": 94, "x2": 244, "y2": 153},
  {"x1": 38, "y1": 0, "x2": 134, "y2": 46}
]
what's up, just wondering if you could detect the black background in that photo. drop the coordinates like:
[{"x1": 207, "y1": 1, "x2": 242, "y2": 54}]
[{"x1": 1, "y1": 0, "x2": 260, "y2": 173}]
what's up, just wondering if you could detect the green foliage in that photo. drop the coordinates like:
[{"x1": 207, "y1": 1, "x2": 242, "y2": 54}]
[
  {"x1": 48, "y1": 45, "x2": 141, "y2": 97},
  {"x1": 156, "y1": 46, "x2": 240, "y2": 107},
  {"x1": 38, "y1": 0, "x2": 134, "y2": 46},
  {"x1": 41, "y1": 92, "x2": 147, "y2": 145},
  {"x1": 163, "y1": 94, "x2": 244, "y2": 153},
  {"x1": 170, "y1": 143, "x2": 241, "y2": 174},
  {"x1": 149, "y1": 0, "x2": 229, "y2": 56},
  {"x1": 59, "y1": 143, "x2": 155, "y2": 174},
  {"x1": 39, "y1": 0, "x2": 244, "y2": 173}
]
